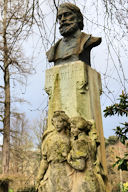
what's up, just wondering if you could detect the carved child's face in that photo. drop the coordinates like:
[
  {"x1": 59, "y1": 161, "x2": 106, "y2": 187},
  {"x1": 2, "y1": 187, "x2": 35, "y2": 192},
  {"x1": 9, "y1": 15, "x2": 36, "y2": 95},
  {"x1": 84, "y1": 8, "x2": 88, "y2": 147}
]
[
  {"x1": 57, "y1": 7, "x2": 79, "y2": 37},
  {"x1": 70, "y1": 121, "x2": 80, "y2": 137},
  {"x1": 53, "y1": 116, "x2": 67, "y2": 132}
]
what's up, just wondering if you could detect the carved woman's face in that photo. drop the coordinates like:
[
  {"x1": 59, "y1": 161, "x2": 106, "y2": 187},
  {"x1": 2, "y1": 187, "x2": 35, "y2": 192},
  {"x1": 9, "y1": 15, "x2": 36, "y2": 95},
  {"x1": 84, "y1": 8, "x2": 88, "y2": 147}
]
[{"x1": 53, "y1": 117, "x2": 67, "y2": 132}]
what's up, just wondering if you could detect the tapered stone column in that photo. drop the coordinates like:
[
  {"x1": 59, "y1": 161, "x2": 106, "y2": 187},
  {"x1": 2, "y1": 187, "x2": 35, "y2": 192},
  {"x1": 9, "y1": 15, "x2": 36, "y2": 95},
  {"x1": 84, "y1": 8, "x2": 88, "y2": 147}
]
[{"x1": 45, "y1": 61, "x2": 107, "y2": 176}]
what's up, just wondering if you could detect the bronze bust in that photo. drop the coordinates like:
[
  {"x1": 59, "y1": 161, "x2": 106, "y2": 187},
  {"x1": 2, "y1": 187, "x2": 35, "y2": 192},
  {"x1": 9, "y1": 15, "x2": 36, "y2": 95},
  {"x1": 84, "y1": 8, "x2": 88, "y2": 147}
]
[{"x1": 46, "y1": 3, "x2": 101, "y2": 66}]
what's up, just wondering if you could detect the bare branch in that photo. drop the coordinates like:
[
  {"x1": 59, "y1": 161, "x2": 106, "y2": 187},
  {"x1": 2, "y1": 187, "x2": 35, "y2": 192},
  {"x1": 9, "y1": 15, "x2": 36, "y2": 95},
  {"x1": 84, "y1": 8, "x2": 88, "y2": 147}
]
[
  {"x1": 53, "y1": 0, "x2": 58, "y2": 12},
  {"x1": 0, "y1": 86, "x2": 4, "y2": 89}
]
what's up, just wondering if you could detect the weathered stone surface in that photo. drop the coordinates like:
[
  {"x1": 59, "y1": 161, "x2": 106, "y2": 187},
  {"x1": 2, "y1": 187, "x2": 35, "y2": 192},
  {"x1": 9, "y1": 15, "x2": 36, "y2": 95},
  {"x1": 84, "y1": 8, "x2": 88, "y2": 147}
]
[
  {"x1": 36, "y1": 111, "x2": 71, "y2": 192},
  {"x1": 37, "y1": 112, "x2": 107, "y2": 192},
  {"x1": 45, "y1": 61, "x2": 109, "y2": 191},
  {"x1": 67, "y1": 117, "x2": 106, "y2": 192},
  {"x1": 45, "y1": 61, "x2": 88, "y2": 126}
]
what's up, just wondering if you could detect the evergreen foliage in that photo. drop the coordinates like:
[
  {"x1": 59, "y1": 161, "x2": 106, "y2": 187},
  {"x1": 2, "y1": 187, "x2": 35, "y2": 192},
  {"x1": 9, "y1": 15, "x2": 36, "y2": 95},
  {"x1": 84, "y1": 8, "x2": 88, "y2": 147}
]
[{"x1": 104, "y1": 91, "x2": 128, "y2": 171}]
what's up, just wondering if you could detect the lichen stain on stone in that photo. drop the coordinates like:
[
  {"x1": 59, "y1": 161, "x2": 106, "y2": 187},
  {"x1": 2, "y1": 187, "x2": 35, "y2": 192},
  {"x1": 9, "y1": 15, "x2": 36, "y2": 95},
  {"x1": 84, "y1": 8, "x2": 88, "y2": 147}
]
[{"x1": 52, "y1": 73, "x2": 62, "y2": 112}]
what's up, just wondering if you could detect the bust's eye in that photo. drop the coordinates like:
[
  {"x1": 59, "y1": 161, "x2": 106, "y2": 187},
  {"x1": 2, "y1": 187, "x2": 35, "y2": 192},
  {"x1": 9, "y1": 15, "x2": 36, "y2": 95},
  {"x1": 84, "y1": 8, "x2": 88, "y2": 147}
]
[
  {"x1": 64, "y1": 12, "x2": 72, "y2": 17},
  {"x1": 57, "y1": 12, "x2": 72, "y2": 20}
]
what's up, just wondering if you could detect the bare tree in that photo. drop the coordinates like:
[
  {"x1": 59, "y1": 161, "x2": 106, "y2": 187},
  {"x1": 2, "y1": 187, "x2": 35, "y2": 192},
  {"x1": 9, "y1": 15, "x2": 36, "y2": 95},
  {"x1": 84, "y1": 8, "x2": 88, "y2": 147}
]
[
  {"x1": 0, "y1": 0, "x2": 37, "y2": 174},
  {"x1": 32, "y1": 110, "x2": 47, "y2": 161},
  {"x1": 10, "y1": 113, "x2": 33, "y2": 174}
]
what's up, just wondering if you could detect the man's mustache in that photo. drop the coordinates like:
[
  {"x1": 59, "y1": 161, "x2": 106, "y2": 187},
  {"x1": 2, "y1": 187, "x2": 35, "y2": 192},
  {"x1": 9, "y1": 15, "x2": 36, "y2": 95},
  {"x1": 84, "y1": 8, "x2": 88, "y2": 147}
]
[{"x1": 59, "y1": 22, "x2": 75, "y2": 29}]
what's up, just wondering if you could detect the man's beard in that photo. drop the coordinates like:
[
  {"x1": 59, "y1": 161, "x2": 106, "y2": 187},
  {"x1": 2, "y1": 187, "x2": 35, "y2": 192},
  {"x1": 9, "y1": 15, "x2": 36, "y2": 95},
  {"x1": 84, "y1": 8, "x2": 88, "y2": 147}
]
[{"x1": 59, "y1": 22, "x2": 78, "y2": 37}]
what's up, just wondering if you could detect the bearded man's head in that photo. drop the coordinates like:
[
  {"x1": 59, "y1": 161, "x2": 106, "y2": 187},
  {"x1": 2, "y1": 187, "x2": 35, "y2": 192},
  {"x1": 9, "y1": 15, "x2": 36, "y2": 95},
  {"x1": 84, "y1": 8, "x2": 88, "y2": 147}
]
[{"x1": 57, "y1": 3, "x2": 84, "y2": 37}]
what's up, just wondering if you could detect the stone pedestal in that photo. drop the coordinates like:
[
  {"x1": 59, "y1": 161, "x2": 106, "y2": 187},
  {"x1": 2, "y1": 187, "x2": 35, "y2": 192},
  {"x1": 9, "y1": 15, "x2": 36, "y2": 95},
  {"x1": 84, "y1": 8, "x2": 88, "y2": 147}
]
[{"x1": 45, "y1": 61, "x2": 108, "y2": 189}]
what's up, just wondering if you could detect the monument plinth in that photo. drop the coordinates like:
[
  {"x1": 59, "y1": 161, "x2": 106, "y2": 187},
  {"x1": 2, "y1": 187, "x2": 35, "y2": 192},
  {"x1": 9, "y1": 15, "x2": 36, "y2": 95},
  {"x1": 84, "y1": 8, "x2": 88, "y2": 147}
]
[{"x1": 45, "y1": 61, "x2": 106, "y2": 174}]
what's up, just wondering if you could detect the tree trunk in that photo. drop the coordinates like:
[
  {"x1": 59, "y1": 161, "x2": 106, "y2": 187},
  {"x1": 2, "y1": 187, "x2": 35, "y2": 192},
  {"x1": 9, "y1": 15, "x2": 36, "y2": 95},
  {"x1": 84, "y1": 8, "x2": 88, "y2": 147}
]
[
  {"x1": 2, "y1": 0, "x2": 10, "y2": 174},
  {"x1": 2, "y1": 68, "x2": 10, "y2": 174}
]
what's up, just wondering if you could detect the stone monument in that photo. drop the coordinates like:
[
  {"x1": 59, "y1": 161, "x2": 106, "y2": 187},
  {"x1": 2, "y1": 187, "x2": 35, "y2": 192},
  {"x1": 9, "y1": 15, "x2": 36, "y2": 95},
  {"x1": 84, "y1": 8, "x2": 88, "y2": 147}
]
[{"x1": 37, "y1": 3, "x2": 110, "y2": 192}]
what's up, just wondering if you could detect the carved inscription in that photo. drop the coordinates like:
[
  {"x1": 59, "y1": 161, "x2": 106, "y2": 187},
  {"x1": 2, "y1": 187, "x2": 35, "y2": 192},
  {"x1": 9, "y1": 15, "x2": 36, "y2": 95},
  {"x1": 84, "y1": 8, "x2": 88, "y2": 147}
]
[{"x1": 46, "y1": 67, "x2": 83, "y2": 82}]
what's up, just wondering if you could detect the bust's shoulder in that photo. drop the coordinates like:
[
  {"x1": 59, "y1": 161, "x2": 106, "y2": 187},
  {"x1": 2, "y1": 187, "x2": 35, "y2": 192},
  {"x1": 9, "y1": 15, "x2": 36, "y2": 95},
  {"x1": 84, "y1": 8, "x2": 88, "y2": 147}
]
[
  {"x1": 46, "y1": 32, "x2": 102, "y2": 62},
  {"x1": 42, "y1": 129, "x2": 55, "y2": 142},
  {"x1": 46, "y1": 39, "x2": 62, "y2": 62},
  {"x1": 80, "y1": 32, "x2": 102, "y2": 49}
]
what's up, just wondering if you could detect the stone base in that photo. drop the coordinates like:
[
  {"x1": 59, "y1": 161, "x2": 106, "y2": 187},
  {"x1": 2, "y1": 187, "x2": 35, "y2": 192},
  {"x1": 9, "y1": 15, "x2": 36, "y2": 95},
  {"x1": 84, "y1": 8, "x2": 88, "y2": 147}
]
[{"x1": 45, "y1": 61, "x2": 109, "y2": 191}]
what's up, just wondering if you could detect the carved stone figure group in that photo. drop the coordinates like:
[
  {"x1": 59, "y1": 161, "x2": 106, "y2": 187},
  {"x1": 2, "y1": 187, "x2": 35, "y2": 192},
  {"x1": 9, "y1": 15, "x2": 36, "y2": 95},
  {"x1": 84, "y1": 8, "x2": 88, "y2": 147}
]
[{"x1": 36, "y1": 111, "x2": 107, "y2": 192}]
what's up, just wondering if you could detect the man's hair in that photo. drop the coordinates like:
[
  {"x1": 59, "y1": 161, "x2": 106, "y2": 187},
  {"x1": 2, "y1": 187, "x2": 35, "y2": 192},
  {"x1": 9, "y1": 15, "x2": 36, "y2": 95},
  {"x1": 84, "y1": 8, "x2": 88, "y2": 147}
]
[{"x1": 57, "y1": 3, "x2": 84, "y2": 30}]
